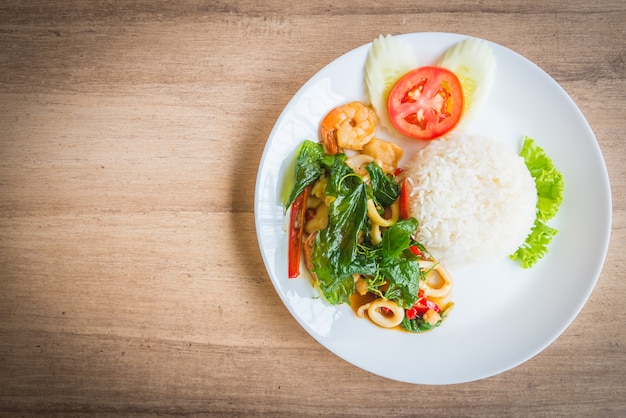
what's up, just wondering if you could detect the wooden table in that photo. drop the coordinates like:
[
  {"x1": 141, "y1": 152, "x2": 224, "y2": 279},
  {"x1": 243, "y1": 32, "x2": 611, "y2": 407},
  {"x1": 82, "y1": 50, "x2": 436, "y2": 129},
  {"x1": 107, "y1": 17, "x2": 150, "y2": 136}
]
[{"x1": 1, "y1": 1, "x2": 624, "y2": 416}]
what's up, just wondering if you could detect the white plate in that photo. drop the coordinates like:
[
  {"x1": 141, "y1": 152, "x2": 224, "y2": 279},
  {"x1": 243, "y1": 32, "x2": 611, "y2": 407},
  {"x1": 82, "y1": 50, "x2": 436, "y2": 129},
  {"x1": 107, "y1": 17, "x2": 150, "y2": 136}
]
[{"x1": 254, "y1": 32, "x2": 611, "y2": 384}]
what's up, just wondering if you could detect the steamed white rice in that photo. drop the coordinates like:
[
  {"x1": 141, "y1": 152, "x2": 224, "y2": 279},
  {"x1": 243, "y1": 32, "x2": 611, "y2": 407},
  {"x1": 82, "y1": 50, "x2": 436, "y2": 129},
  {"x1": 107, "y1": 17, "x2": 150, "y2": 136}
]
[{"x1": 405, "y1": 134, "x2": 537, "y2": 267}]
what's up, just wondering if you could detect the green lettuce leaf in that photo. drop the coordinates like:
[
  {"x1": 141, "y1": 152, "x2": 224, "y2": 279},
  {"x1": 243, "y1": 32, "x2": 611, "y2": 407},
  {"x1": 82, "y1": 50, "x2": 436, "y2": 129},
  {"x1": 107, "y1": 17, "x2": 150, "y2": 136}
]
[
  {"x1": 511, "y1": 136, "x2": 564, "y2": 268},
  {"x1": 510, "y1": 220, "x2": 559, "y2": 268},
  {"x1": 519, "y1": 137, "x2": 564, "y2": 222}
]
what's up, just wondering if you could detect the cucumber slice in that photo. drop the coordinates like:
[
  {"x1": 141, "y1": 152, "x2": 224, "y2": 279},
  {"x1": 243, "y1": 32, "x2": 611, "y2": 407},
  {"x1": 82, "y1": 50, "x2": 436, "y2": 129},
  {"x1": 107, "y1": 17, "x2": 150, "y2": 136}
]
[
  {"x1": 365, "y1": 34, "x2": 418, "y2": 138},
  {"x1": 438, "y1": 37, "x2": 496, "y2": 127}
]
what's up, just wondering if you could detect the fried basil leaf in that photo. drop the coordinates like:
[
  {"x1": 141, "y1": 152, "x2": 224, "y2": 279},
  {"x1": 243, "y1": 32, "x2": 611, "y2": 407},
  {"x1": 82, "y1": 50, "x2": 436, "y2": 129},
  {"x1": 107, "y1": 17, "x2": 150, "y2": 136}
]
[
  {"x1": 365, "y1": 161, "x2": 400, "y2": 207},
  {"x1": 312, "y1": 160, "x2": 369, "y2": 305},
  {"x1": 284, "y1": 140, "x2": 325, "y2": 210}
]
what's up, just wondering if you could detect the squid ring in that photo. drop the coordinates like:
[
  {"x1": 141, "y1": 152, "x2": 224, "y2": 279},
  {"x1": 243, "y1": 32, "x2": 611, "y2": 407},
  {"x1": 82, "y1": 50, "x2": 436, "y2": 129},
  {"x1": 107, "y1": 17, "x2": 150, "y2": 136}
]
[
  {"x1": 419, "y1": 260, "x2": 453, "y2": 298},
  {"x1": 356, "y1": 302, "x2": 370, "y2": 318},
  {"x1": 367, "y1": 298, "x2": 405, "y2": 328},
  {"x1": 367, "y1": 199, "x2": 399, "y2": 228}
]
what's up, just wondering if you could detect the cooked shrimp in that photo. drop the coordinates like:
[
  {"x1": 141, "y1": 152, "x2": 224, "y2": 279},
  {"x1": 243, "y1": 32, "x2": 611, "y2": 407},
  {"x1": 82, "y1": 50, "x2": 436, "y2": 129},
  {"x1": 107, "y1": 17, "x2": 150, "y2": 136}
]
[
  {"x1": 320, "y1": 101, "x2": 377, "y2": 152},
  {"x1": 361, "y1": 137, "x2": 404, "y2": 174}
]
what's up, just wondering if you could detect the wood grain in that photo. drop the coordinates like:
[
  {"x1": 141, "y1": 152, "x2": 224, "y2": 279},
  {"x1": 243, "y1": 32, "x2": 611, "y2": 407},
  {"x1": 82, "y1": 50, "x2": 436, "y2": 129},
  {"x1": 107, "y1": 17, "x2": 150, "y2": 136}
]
[{"x1": 1, "y1": 1, "x2": 625, "y2": 416}]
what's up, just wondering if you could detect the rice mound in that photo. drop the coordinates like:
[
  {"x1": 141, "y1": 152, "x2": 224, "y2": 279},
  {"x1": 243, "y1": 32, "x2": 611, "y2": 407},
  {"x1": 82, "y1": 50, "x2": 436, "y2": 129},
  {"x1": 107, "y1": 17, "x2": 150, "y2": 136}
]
[{"x1": 405, "y1": 134, "x2": 537, "y2": 267}]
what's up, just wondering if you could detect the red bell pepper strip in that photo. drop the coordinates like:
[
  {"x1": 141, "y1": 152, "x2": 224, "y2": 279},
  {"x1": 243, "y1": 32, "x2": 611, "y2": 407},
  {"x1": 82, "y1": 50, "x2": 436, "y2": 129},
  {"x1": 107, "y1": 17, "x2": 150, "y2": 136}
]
[
  {"x1": 398, "y1": 177, "x2": 410, "y2": 220},
  {"x1": 288, "y1": 186, "x2": 311, "y2": 278}
]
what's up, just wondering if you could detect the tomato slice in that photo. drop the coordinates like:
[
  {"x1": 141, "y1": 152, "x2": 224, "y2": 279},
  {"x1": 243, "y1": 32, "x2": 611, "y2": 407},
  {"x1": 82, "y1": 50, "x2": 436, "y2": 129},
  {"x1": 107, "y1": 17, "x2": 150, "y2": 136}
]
[{"x1": 388, "y1": 66, "x2": 464, "y2": 140}]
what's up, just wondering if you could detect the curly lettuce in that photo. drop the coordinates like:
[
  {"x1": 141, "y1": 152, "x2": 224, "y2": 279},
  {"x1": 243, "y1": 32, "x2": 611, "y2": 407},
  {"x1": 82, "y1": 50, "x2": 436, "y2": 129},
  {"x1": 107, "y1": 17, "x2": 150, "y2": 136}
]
[
  {"x1": 510, "y1": 136, "x2": 564, "y2": 268},
  {"x1": 520, "y1": 137, "x2": 565, "y2": 222}
]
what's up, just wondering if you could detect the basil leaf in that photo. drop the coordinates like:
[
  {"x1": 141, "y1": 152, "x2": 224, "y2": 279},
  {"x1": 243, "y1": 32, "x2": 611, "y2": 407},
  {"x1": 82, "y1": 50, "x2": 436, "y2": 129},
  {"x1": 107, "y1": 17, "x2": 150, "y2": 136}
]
[
  {"x1": 379, "y1": 254, "x2": 420, "y2": 308},
  {"x1": 381, "y1": 218, "x2": 418, "y2": 260},
  {"x1": 296, "y1": 148, "x2": 419, "y2": 308},
  {"x1": 401, "y1": 315, "x2": 440, "y2": 333},
  {"x1": 312, "y1": 161, "x2": 369, "y2": 305},
  {"x1": 284, "y1": 140, "x2": 325, "y2": 210},
  {"x1": 323, "y1": 154, "x2": 355, "y2": 198},
  {"x1": 374, "y1": 218, "x2": 421, "y2": 308},
  {"x1": 365, "y1": 161, "x2": 400, "y2": 207},
  {"x1": 312, "y1": 268, "x2": 354, "y2": 306},
  {"x1": 349, "y1": 244, "x2": 380, "y2": 277}
]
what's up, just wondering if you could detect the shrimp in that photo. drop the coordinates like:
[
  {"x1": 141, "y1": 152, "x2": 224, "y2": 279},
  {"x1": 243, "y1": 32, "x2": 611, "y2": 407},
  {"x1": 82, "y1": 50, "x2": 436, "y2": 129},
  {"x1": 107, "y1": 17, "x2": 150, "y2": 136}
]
[
  {"x1": 361, "y1": 137, "x2": 404, "y2": 174},
  {"x1": 319, "y1": 101, "x2": 377, "y2": 153}
]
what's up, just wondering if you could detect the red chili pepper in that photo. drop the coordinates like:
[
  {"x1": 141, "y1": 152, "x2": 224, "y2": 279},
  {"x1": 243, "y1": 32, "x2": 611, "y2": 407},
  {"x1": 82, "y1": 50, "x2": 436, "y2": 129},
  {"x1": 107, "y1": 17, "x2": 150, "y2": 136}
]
[
  {"x1": 405, "y1": 306, "x2": 418, "y2": 320},
  {"x1": 409, "y1": 245, "x2": 421, "y2": 256},
  {"x1": 405, "y1": 296, "x2": 441, "y2": 319},
  {"x1": 425, "y1": 298, "x2": 441, "y2": 313},
  {"x1": 288, "y1": 186, "x2": 310, "y2": 278},
  {"x1": 398, "y1": 177, "x2": 410, "y2": 220}
]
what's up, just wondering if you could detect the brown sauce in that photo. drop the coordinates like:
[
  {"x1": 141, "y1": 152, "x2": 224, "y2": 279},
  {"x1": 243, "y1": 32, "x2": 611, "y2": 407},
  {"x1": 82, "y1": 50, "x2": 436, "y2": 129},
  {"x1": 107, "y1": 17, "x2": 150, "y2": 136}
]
[{"x1": 349, "y1": 291, "x2": 377, "y2": 315}]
